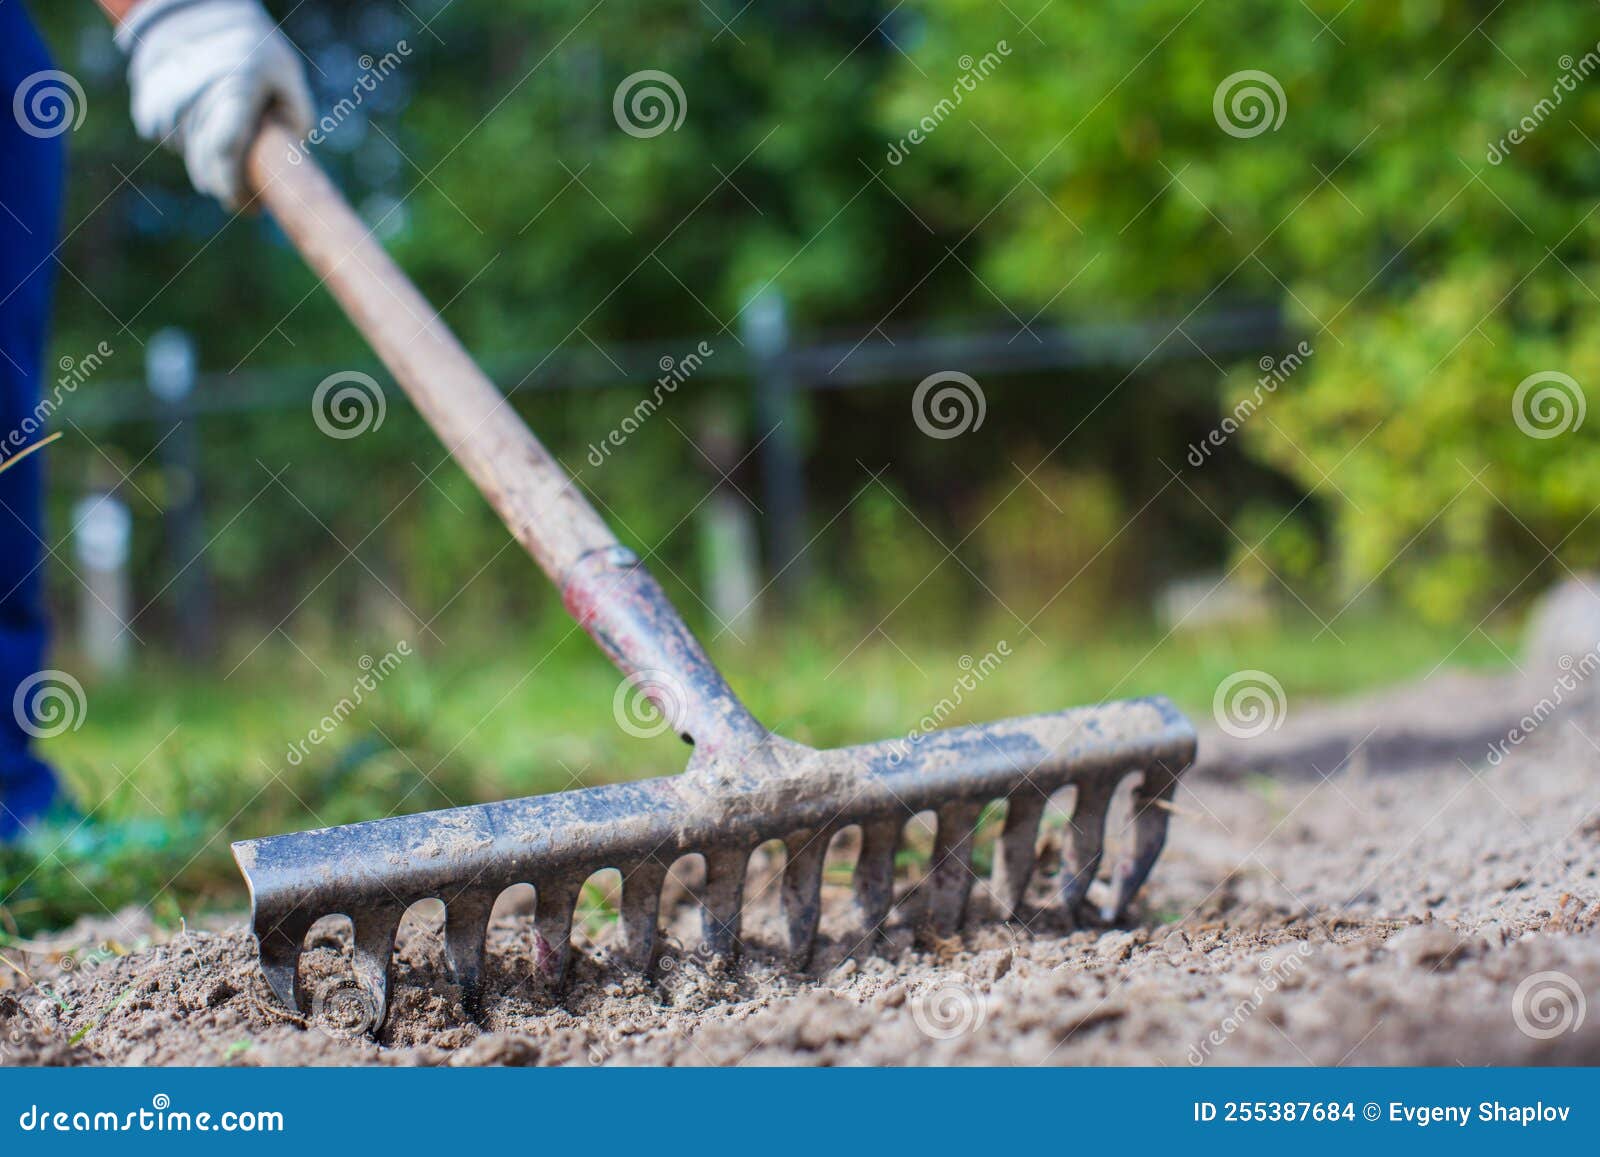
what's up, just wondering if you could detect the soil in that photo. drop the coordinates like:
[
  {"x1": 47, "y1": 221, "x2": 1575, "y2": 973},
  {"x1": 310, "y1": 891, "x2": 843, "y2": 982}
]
[{"x1": 4, "y1": 667, "x2": 1599, "y2": 1067}]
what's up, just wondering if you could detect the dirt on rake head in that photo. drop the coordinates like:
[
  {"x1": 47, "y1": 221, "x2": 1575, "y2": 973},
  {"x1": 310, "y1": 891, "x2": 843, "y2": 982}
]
[{"x1": 234, "y1": 695, "x2": 1195, "y2": 1029}]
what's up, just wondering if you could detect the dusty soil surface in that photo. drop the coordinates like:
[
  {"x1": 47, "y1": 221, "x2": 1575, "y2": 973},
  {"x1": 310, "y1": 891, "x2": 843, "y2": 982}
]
[{"x1": 4, "y1": 668, "x2": 1599, "y2": 1067}]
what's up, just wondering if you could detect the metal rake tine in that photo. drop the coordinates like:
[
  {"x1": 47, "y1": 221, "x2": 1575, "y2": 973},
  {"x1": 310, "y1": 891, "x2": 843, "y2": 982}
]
[
  {"x1": 351, "y1": 906, "x2": 404, "y2": 1030},
  {"x1": 700, "y1": 847, "x2": 750, "y2": 959},
  {"x1": 442, "y1": 891, "x2": 494, "y2": 1012},
  {"x1": 922, "y1": 801, "x2": 983, "y2": 936},
  {"x1": 235, "y1": 701, "x2": 1197, "y2": 1025},
  {"x1": 1103, "y1": 762, "x2": 1181, "y2": 921},
  {"x1": 1061, "y1": 783, "x2": 1113, "y2": 919},
  {"x1": 534, "y1": 881, "x2": 581, "y2": 984},
  {"x1": 990, "y1": 791, "x2": 1046, "y2": 920},
  {"x1": 618, "y1": 860, "x2": 667, "y2": 969},
  {"x1": 781, "y1": 829, "x2": 830, "y2": 967},
  {"x1": 257, "y1": 915, "x2": 310, "y2": 1014},
  {"x1": 853, "y1": 817, "x2": 901, "y2": 941}
]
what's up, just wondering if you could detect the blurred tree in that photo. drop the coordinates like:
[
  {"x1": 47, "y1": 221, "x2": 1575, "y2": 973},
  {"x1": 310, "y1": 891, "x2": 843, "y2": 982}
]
[{"x1": 882, "y1": 0, "x2": 1600, "y2": 619}]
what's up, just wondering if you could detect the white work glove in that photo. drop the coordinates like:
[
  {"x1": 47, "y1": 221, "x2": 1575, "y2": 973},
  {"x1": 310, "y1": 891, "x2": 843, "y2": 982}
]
[{"x1": 116, "y1": 0, "x2": 314, "y2": 208}]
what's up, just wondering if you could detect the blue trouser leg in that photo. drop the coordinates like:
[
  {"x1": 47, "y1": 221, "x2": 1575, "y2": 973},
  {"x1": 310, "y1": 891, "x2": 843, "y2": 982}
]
[{"x1": 0, "y1": 3, "x2": 67, "y2": 839}]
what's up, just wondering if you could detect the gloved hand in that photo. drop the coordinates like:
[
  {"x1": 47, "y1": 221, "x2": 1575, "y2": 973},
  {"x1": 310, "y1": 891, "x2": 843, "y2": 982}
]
[{"x1": 116, "y1": 0, "x2": 314, "y2": 208}]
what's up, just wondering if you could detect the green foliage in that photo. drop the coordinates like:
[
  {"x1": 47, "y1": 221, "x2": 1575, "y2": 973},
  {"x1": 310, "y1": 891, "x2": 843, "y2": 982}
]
[
  {"x1": 883, "y1": 1, "x2": 1600, "y2": 616},
  {"x1": 1242, "y1": 273, "x2": 1600, "y2": 621}
]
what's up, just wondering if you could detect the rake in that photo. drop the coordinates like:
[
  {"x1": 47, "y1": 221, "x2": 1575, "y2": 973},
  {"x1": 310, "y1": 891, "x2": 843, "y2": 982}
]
[{"x1": 230, "y1": 120, "x2": 1198, "y2": 1028}]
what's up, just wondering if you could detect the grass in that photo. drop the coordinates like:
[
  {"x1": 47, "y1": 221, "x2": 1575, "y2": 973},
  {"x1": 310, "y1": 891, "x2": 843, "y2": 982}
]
[{"x1": 0, "y1": 604, "x2": 1514, "y2": 937}]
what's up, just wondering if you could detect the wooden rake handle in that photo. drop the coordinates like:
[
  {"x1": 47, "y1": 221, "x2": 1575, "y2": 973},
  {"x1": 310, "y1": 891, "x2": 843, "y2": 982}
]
[{"x1": 244, "y1": 118, "x2": 620, "y2": 586}]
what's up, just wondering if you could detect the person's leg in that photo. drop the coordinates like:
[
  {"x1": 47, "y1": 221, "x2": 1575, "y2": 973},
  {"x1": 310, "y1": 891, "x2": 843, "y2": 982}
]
[{"x1": 0, "y1": 5, "x2": 68, "y2": 840}]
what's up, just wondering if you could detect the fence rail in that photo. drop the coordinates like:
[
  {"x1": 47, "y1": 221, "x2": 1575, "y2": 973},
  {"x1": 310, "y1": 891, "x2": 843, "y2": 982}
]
[
  {"x1": 65, "y1": 305, "x2": 1283, "y2": 426},
  {"x1": 52, "y1": 303, "x2": 1285, "y2": 665}
]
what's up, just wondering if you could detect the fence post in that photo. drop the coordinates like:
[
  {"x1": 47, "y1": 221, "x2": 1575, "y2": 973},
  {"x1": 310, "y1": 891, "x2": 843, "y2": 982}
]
[
  {"x1": 742, "y1": 288, "x2": 809, "y2": 599},
  {"x1": 71, "y1": 490, "x2": 132, "y2": 676},
  {"x1": 695, "y1": 398, "x2": 761, "y2": 636},
  {"x1": 146, "y1": 328, "x2": 215, "y2": 662}
]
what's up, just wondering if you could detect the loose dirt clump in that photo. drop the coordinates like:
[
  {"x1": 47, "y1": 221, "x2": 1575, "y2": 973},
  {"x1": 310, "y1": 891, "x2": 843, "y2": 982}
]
[{"x1": 4, "y1": 669, "x2": 1599, "y2": 1066}]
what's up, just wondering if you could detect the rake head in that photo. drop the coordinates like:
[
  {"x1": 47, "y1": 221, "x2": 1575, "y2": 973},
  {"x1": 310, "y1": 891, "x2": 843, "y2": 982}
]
[{"x1": 233, "y1": 548, "x2": 1196, "y2": 1029}]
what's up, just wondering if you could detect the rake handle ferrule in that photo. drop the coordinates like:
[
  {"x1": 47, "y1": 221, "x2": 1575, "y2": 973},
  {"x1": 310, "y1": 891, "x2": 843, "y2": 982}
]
[
  {"x1": 245, "y1": 120, "x2": 756, "y2": 731},
  {"x1": 563, "y1": 546, "x2": 768, "y2": 754}
]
